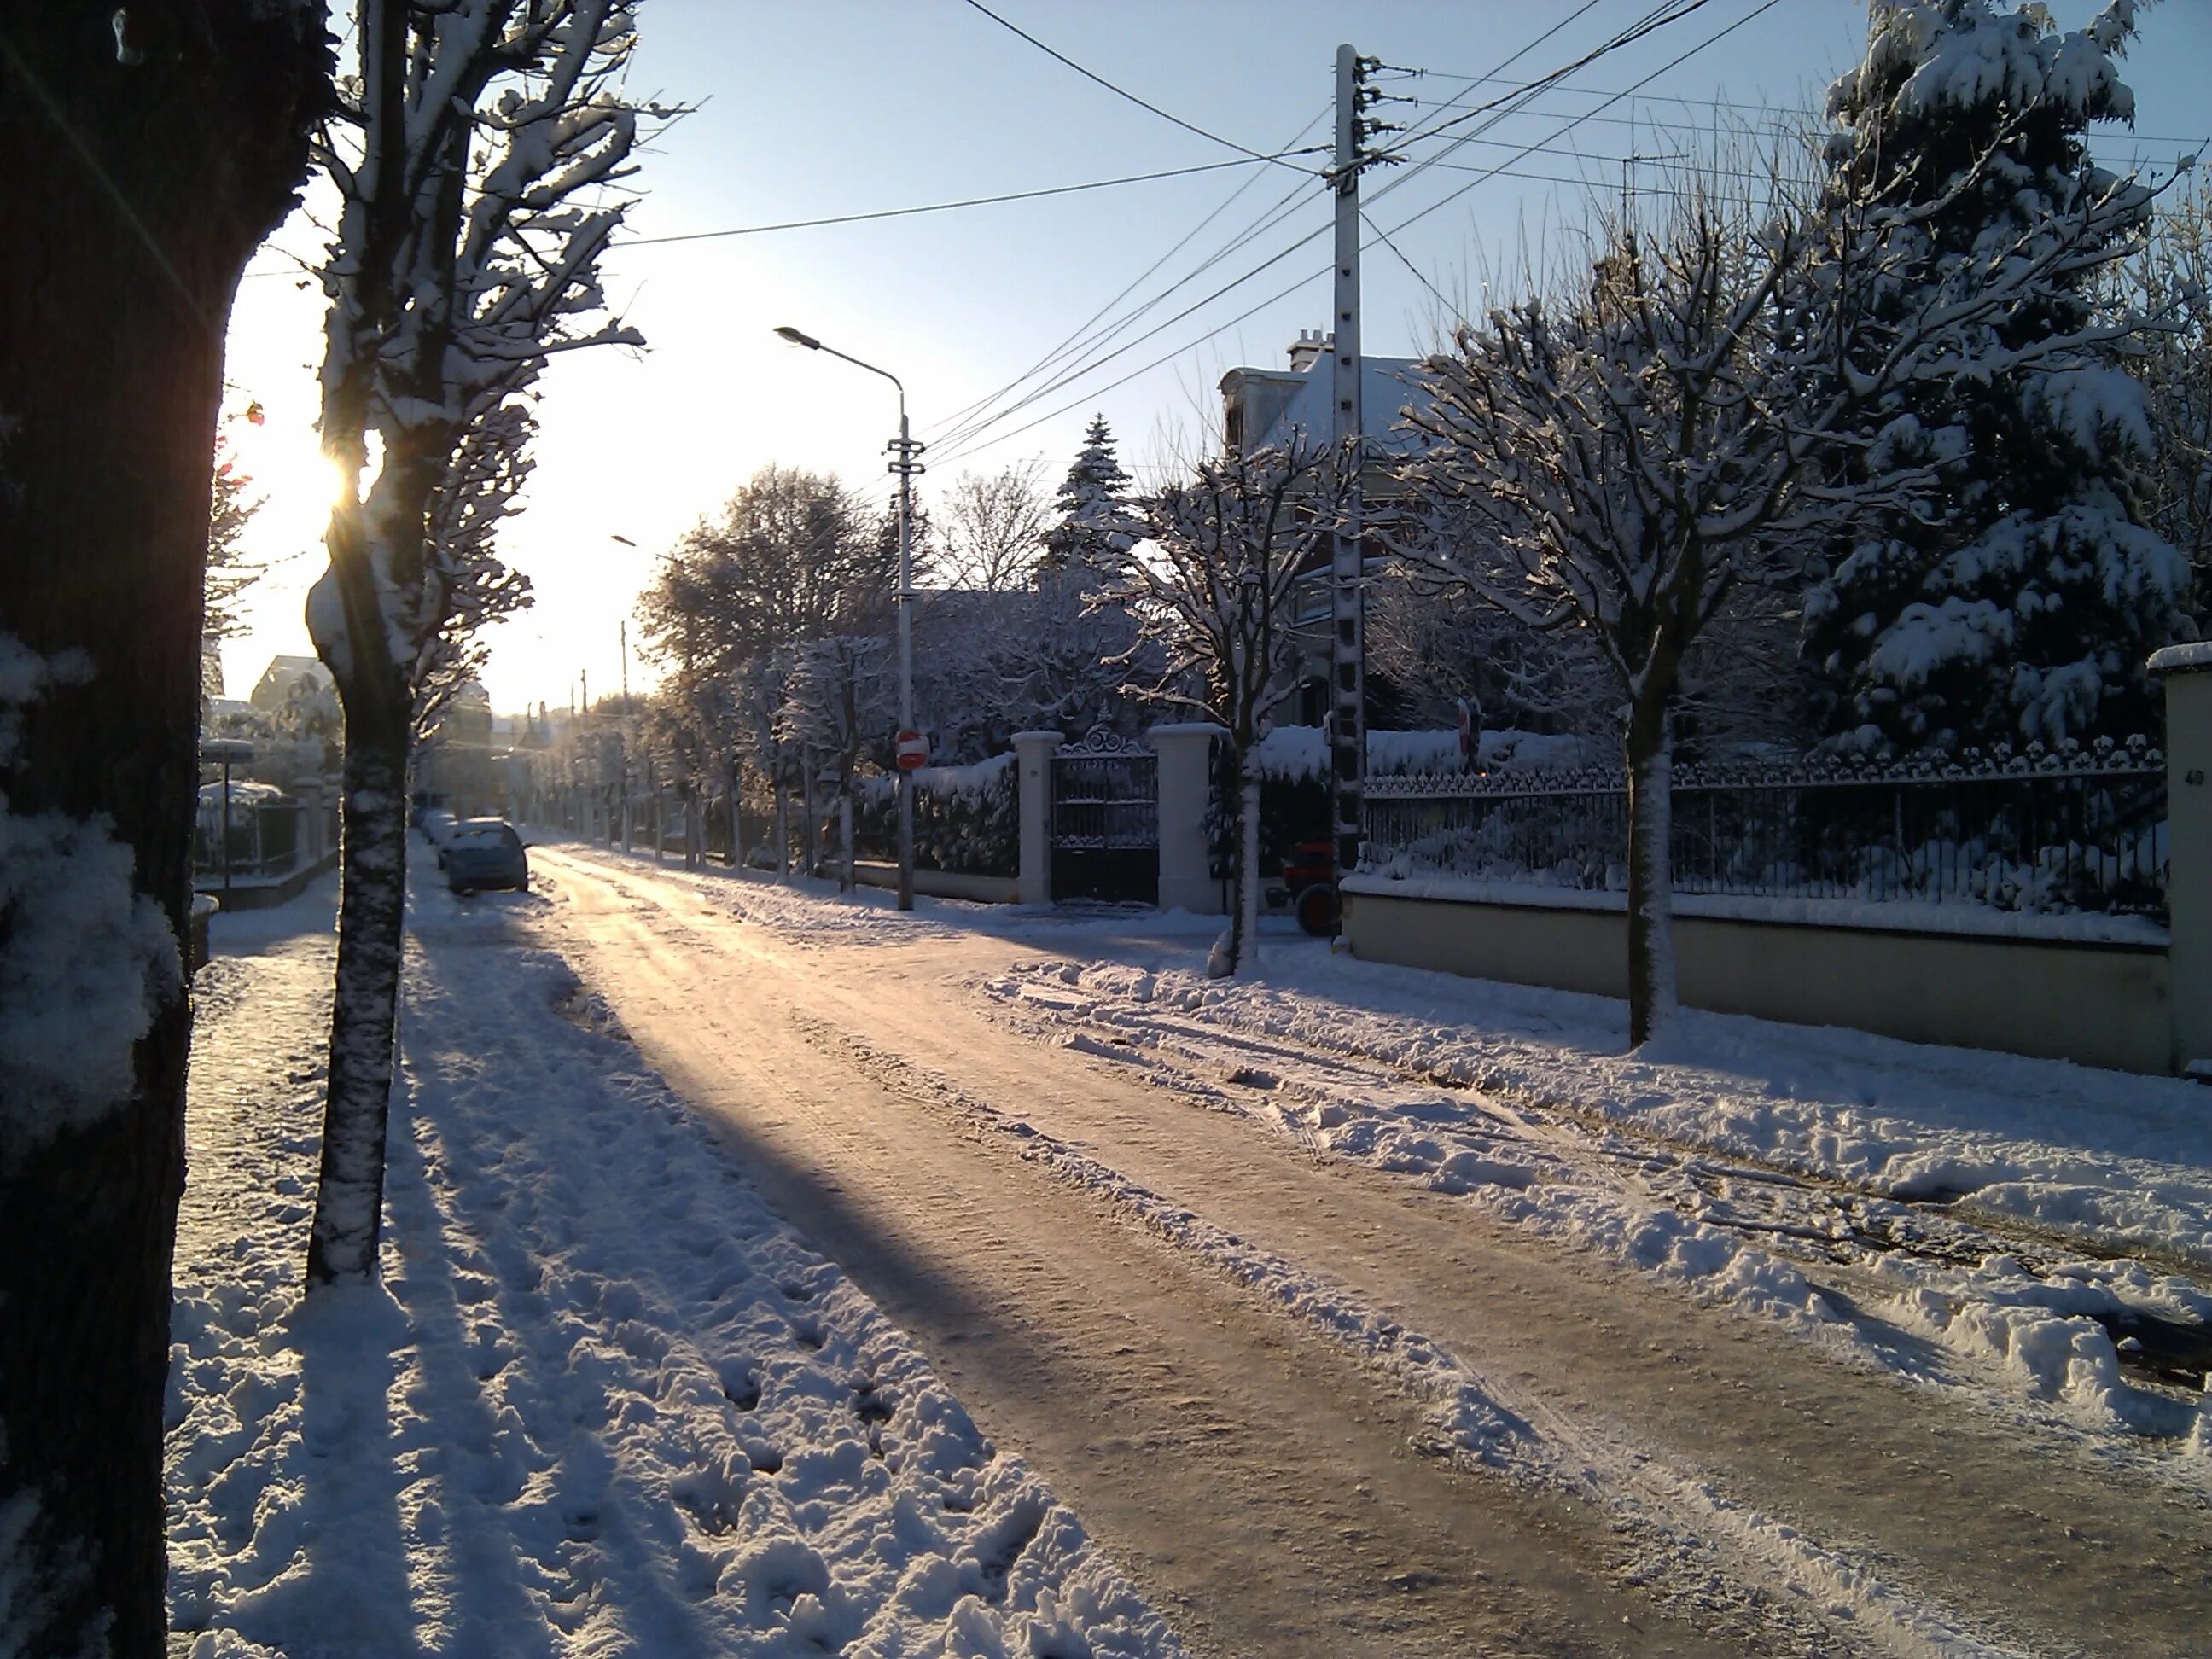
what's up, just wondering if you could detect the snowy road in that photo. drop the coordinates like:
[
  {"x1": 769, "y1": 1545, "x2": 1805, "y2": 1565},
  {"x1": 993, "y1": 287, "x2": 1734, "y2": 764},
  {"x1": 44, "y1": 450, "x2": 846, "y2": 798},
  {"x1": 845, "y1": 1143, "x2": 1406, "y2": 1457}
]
[{"x1": 527, "y1": 845, "x2": 2212, "y2": 1657}]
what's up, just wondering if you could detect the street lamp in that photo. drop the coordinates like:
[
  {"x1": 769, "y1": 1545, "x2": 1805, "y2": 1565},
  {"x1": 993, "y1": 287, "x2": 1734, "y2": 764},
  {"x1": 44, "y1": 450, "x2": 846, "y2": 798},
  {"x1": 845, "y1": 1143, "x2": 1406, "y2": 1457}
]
[
  {"x1": 774, "y1": 323, "x2": 922, "y2": 911},
  {"x1": 611, "y1": 533, "x2": 637, "y2": 851}
]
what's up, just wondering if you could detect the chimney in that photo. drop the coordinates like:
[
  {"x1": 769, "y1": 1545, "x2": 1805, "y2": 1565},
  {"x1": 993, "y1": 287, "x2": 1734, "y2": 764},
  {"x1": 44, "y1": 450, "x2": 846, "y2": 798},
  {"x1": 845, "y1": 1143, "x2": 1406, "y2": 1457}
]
[{"x1": 1286, "y1": 329, "x2": 1331, "y2": 374}]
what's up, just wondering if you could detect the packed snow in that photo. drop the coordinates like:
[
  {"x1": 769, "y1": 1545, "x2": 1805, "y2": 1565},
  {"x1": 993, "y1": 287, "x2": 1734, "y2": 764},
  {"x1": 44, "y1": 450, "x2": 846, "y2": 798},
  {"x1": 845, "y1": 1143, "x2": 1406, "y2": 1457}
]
[
  {"x1": 971, "y1": 946, "x2": 2212, "y2": 1458},
  {"x1": 168, "y1": 870, "x2": 1178, "y2": 1656}
]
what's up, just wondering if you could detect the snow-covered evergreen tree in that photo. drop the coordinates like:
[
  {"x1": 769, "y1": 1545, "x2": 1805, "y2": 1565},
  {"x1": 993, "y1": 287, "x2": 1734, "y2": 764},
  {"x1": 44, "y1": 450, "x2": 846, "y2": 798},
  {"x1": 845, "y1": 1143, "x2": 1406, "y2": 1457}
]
[
  {"x1": 1803, "y1": 0, "x2": 2191, "y2": 755},
  {"x1": 1039, "y1": 414, "x2": 1139, "y2": 579}
]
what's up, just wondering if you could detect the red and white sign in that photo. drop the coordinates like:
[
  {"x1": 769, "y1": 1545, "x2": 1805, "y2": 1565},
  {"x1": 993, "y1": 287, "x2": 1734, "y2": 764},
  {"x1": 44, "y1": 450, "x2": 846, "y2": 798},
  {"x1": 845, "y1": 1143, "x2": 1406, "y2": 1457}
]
[{"x1": 894, "y1": 730, "x2": 929, "y2": 771}]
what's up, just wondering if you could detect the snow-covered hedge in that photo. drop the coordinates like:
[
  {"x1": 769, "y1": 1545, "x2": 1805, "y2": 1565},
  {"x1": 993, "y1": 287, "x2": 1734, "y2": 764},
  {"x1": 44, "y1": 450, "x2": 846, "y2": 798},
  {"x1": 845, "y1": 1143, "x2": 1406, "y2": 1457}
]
[{"x1": 854, "y1": 752, "x2": 1017, "y2": 876}]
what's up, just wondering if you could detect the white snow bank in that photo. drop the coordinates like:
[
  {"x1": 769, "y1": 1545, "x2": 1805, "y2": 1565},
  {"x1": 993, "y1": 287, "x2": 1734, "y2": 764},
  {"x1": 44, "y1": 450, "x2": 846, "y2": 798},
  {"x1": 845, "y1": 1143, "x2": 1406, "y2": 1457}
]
[
  {"x1": 976, "y1": 947, "x2": 2212, "y2": 1450},
  {"x1": 168, "y1": 877, "x2": 1178, "y2": 1656}
]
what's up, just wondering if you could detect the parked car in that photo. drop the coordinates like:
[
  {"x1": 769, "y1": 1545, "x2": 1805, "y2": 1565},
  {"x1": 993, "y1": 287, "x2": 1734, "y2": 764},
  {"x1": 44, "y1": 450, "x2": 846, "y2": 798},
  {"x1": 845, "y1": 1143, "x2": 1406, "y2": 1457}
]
[
  {"x1": 421, "y1": 808, "x2": 459, "y2": 866},
  {"x1": 446, "y1": 818, "x2": 529, "y2": 894}
]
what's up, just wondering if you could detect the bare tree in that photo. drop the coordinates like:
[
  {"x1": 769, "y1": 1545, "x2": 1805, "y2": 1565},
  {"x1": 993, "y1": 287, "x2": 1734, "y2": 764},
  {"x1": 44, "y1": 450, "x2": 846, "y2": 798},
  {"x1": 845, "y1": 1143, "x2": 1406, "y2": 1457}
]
[
  {"x1": 306, "y1": 0, "x2": 655, "y2": 1285},
  {"x1": 2130, "y1": 174, "x2": 2212, "y2": 601},
  {"x1": 414, "y1": 398, "x2": 538, "y2": 734},
  {"x1": 0, "y1": 7, "x2": 325, "y2": 1648},
  {"x1": 1398, "y1": 142, "x2": 2167, "y2": 1046},
  {"x1": 938, "y1": 457, "x2": 1053, "y2": 590},
  {"x1": 1118, "y1": 440, "x2": 1352, "y2": 976}
]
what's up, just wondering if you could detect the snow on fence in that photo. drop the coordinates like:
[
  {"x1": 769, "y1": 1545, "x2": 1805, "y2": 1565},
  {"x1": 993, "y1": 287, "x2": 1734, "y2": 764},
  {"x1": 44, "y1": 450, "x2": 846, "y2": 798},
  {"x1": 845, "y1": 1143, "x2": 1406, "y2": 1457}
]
[
  {"x1": 1362, "y1": 736, "x2": 2168, "y2": 923},
  {"x1": 853, "y1": 751, "x2": 1018, "y2": 877}
]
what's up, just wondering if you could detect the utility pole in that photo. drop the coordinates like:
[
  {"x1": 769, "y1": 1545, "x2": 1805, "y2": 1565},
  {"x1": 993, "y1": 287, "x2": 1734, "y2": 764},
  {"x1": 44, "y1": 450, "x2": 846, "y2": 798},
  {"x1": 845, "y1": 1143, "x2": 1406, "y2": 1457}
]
[
  {"x1": 1327, "y1": 44, "x2": 1381, "y2": 896},
  {"x1": 888, "y1": 411, "x2": 927, "y2": 912},
  {"x1": 619, "y1": 619, "x2": 633, "y2": 852}
]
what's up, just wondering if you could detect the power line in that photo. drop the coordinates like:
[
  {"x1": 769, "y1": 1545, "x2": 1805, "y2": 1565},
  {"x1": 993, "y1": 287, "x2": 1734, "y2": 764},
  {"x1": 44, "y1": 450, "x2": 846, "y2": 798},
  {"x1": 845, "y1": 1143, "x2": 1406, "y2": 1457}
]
[
  {"x1": 1392, "y1": 66, "x2": 2211, "y2": 150},
  {"x1": 606, "y1": 151, "x2": 1325, "y2": 250},
  {"x1": 936, "y1": 0, "x2": 1776, "y2": 469},
  {"x1": 927, "y1": 102, "x2": 1332, "y2": 446},
  {"x1": 958, "y1": 0, "x2": 1313, "y2": 173},
  {"x1": 936, "y1": 3, "x2": 1659, "y2": 460},
  {"x1": 1372, "y1": 0, "x2": 1790, "y2": 248}
]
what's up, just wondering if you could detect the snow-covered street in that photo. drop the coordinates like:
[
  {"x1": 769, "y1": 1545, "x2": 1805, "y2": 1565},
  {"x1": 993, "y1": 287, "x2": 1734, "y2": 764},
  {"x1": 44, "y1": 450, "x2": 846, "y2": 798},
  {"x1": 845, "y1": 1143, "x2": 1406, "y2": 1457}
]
[
  {"x1": 509, "y1": 841, "x2": 2212, "y2": 1657},
  {"x1": 169, "y1": 870, "x2": 1173, "y2": 1657}
]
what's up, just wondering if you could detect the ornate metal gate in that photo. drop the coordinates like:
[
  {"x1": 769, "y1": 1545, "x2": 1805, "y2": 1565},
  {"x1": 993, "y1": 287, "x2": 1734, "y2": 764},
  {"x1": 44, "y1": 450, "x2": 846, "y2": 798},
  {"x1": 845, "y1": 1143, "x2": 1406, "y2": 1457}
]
[{"x1": 1051, "y1": 729, "x2": 1158, "y2": 903}]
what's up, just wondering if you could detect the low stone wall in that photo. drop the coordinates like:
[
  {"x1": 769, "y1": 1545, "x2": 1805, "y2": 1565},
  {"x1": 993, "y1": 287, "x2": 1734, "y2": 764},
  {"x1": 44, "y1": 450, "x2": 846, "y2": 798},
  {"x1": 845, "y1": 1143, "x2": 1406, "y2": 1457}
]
[
  {"x1": 1342, "y1": 883, "x2": 2174, "y2": 1075},
  {"x1": 850, "y1": 860, "x2": 1018, "y2": 905}
]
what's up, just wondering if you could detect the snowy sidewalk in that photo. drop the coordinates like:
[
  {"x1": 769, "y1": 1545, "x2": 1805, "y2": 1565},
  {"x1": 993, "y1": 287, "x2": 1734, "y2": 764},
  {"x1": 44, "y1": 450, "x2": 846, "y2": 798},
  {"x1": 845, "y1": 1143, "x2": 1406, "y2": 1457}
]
[{"x1": 168, "y1": 871, "x2": 1176, "y2": 1656}]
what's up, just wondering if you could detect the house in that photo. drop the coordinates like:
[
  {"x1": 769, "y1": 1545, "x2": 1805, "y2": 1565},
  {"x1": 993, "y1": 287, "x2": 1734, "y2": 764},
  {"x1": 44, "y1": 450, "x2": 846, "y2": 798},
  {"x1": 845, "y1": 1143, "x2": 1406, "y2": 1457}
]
[
  {"x1": 248, "y1": 654, "x2": 334, "y2": 714},
  {"x1": 1219, "y1": 329, "x2": 1427, "y2": 460}
]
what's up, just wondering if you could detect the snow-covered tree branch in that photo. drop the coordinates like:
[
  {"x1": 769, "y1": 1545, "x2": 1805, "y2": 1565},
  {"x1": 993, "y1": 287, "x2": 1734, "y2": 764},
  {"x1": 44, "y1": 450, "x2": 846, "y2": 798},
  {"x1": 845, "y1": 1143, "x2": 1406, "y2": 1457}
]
[
  {"x1": 1392, "y1": 5, "x2": 2177, "y2": 1047},
  {"x1": 306, "y1": 0, "x2": 661, "y2": 1286},
  {"x1": 1113, "y1": 439, "x2": 1353, "y2": 976}
]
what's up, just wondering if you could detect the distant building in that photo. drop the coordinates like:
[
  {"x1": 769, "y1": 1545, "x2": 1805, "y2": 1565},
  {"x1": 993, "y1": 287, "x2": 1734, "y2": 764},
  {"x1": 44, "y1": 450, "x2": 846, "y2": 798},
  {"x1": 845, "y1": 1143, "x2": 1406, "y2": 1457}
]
[
  {"x1": 249, "y1": 654, "x2": 334, "y2": 714},
  {"x1": 1218, "y1": 329, "x2": 1426, "y2": 459},
  {"x1": 1217, "y1": 332, "x2": 1431, "y2": 724}
]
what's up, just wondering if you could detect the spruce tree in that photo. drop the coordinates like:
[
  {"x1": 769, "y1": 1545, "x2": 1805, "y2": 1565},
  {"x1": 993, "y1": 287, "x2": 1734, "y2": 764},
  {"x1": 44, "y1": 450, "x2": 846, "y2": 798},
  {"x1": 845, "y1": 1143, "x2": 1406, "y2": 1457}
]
[
  {"x1": 1803, "y1": 0, "x2": 2190, "y2": 755},
  {"x1": 1039, "y1": 414, "x2": 1138, "y2": 579}
]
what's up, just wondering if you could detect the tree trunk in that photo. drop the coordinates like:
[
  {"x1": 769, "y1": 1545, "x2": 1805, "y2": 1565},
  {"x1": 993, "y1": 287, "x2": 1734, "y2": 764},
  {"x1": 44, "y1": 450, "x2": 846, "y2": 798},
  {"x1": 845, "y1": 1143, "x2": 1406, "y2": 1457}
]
[
  {"x1": 1624, "y1": 694, "x2": 1679, "y2": 1048},
  {"x1": 839, "y1": 789, "x2": 855, "y2": 894},
  {"x1": 775, "y1": 774, "x2": 791, "y2": 879},
  {"x1": 0, "y1": 9, "x2": 323, "y2": 1651},
  {"x1": 738, "y1": 765, "x2": 756, "y2": 871},
  {"x1": 797, "y1": 752, "x2": 818, "y2": 877},
  {"x1": 1208, "y1": 748, "x2": 1260, "y2": 978},
  {"x1": 305, "y1": 728, "x2": 409, "y2": 1282},
  {"x1": 1238, "y1": 767, "x2": 1263, "y2": 975}
]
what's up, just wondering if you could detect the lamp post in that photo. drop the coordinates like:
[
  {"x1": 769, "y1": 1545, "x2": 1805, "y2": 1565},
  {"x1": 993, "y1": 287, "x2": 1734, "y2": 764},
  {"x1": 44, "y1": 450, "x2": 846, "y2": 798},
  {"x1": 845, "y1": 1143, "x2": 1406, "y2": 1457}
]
[
  {"x1": 611, "y1": 533, "x2": 637, "y2": 853},
  {"x1": 774, "y1": 324, "x2": 921, "y2": 911}
]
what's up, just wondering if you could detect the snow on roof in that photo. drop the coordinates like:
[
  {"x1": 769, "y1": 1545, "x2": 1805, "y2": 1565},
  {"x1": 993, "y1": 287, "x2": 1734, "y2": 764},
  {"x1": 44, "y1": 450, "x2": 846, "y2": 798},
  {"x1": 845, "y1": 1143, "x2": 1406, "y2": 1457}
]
[{"x1": 1247, "y1": 352, "x2": 1432, "y2": 456}]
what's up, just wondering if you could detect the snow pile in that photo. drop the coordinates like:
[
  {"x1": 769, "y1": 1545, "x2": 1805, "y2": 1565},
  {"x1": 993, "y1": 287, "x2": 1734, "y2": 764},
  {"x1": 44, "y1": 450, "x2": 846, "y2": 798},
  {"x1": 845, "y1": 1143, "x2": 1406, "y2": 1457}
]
[
  {"x1": 1875, "y1": 1253, "x2": 2212, "y2": 1436},
  {"x1": 0, "y1": 632, "x2": 178, "y2": 1146},
  {"x1": 169, "y1": 881, "x2": 1177, "y2": 1656},
  {"x1": 977, "y1": 949, "x2": 2212, "y2": 1451}
]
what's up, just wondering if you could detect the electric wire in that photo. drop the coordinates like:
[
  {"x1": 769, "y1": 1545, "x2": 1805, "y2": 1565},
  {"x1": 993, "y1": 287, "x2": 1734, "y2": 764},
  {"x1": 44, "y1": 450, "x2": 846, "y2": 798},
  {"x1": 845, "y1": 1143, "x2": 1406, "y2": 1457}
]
[
  {"x1": 931, "y1": 0, "x2": 1775, "y2": 469},
  {"x1": 607, "y1": 150, "x2": 1327, "y2": 249},
  {"x1": 958, "y1": 0, "x2": 1314, "y2": 172},
  {"x1": 925, "y1": 102, "x2": 1332, "y2": 447},
  {"x1": 934, "y1": 0, "x2": 1660, "y2": 459},
  {"x1": 928, "y1": 163, "x2": 1324, "y2": 452}
]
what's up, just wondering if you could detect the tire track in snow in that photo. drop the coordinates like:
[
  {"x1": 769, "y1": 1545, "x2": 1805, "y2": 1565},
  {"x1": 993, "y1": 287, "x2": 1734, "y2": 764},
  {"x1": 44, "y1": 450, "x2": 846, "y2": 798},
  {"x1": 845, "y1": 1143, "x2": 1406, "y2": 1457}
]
[{"x1": 781, "y1": 1009, "x2": 2034, "y2": 1659}]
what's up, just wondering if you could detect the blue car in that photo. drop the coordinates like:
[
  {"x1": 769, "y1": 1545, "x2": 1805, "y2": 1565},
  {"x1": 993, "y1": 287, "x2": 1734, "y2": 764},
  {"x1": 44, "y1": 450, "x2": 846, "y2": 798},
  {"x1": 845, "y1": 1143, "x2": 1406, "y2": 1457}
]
[{"x1": 445, "y1": 818, "x2": 529, "y2": 894}]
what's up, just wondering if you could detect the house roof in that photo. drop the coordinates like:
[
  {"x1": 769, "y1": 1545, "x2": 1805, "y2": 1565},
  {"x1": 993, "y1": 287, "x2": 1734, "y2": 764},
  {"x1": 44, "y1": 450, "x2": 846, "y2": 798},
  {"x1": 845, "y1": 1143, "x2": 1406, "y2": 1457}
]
[{"x1": 1236, "y1": 350, "x2": 1434, "y2": 457}]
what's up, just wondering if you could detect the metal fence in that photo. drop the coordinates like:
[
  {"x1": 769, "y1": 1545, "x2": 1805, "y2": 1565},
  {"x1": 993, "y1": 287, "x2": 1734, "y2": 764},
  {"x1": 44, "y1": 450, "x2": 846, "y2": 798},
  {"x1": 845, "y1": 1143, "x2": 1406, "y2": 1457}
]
[
  {"x1": 194, "y1": 799, "x2": 311, "y2": 882},
  {"x1": 1362, "y1": 736, "x2": 2168, "y2": 921}
]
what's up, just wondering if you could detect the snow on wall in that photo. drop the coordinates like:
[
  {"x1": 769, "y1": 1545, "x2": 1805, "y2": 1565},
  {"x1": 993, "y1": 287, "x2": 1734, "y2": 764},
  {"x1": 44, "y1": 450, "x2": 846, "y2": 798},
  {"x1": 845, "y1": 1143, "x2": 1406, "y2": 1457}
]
[
  {"x1": 0, "y1": 633, "x2": 178, "y2": 1150},
  {"x1": 1249, "y1": 725, "x2": 1600, "y2": 783}
]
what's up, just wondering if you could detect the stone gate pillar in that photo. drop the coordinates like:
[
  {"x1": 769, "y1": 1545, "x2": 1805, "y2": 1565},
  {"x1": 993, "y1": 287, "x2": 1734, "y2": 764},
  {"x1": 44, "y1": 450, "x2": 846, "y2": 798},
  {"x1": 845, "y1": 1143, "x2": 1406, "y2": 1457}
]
[
  {"x1": 1012, "y1": 731, "x2": 1062, "y2": 906},
  {"x1": 1150, "y1": 723, "x2": 1225, "y2": 915},
  {"x1": 2154, "y1": 646, "x2": 2212, "y2": 1075}
]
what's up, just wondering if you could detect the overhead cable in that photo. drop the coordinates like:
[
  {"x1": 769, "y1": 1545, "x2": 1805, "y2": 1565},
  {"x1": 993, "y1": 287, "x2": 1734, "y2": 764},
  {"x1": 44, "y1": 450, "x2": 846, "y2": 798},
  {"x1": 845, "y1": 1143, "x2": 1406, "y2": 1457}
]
[
  {"x1": 958, "y1": 0, "x2": 1313, "y2": 172},
  {"x1": 608, "y1": 151, "x2": 1327, "y2": 249}
]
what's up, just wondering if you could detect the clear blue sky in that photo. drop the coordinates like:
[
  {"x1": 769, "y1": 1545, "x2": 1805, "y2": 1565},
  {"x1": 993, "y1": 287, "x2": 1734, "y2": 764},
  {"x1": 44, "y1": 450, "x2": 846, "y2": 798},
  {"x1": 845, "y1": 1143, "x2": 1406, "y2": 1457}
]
[{"x1": 218, "y1": 0, "x2": 2212, "y2": 715}]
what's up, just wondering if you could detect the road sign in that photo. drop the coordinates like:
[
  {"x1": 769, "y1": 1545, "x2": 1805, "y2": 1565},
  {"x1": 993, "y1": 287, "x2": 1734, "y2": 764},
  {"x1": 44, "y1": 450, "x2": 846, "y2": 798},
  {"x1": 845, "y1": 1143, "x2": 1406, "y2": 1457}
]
[{"x1": 895, "y1": 730, "x2": 929, "y2": 771}]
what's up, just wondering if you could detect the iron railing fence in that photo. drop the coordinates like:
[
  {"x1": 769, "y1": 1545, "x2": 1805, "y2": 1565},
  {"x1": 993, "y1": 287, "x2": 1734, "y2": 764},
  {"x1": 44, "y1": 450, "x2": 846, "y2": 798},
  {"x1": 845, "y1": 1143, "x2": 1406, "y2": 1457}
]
[
  {"x1": 1362, "y1": 736, "x2": 2168, "y2": 922},
  {"x1": 193, "y1": 800, "x2": 309, "y2": 881}
]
